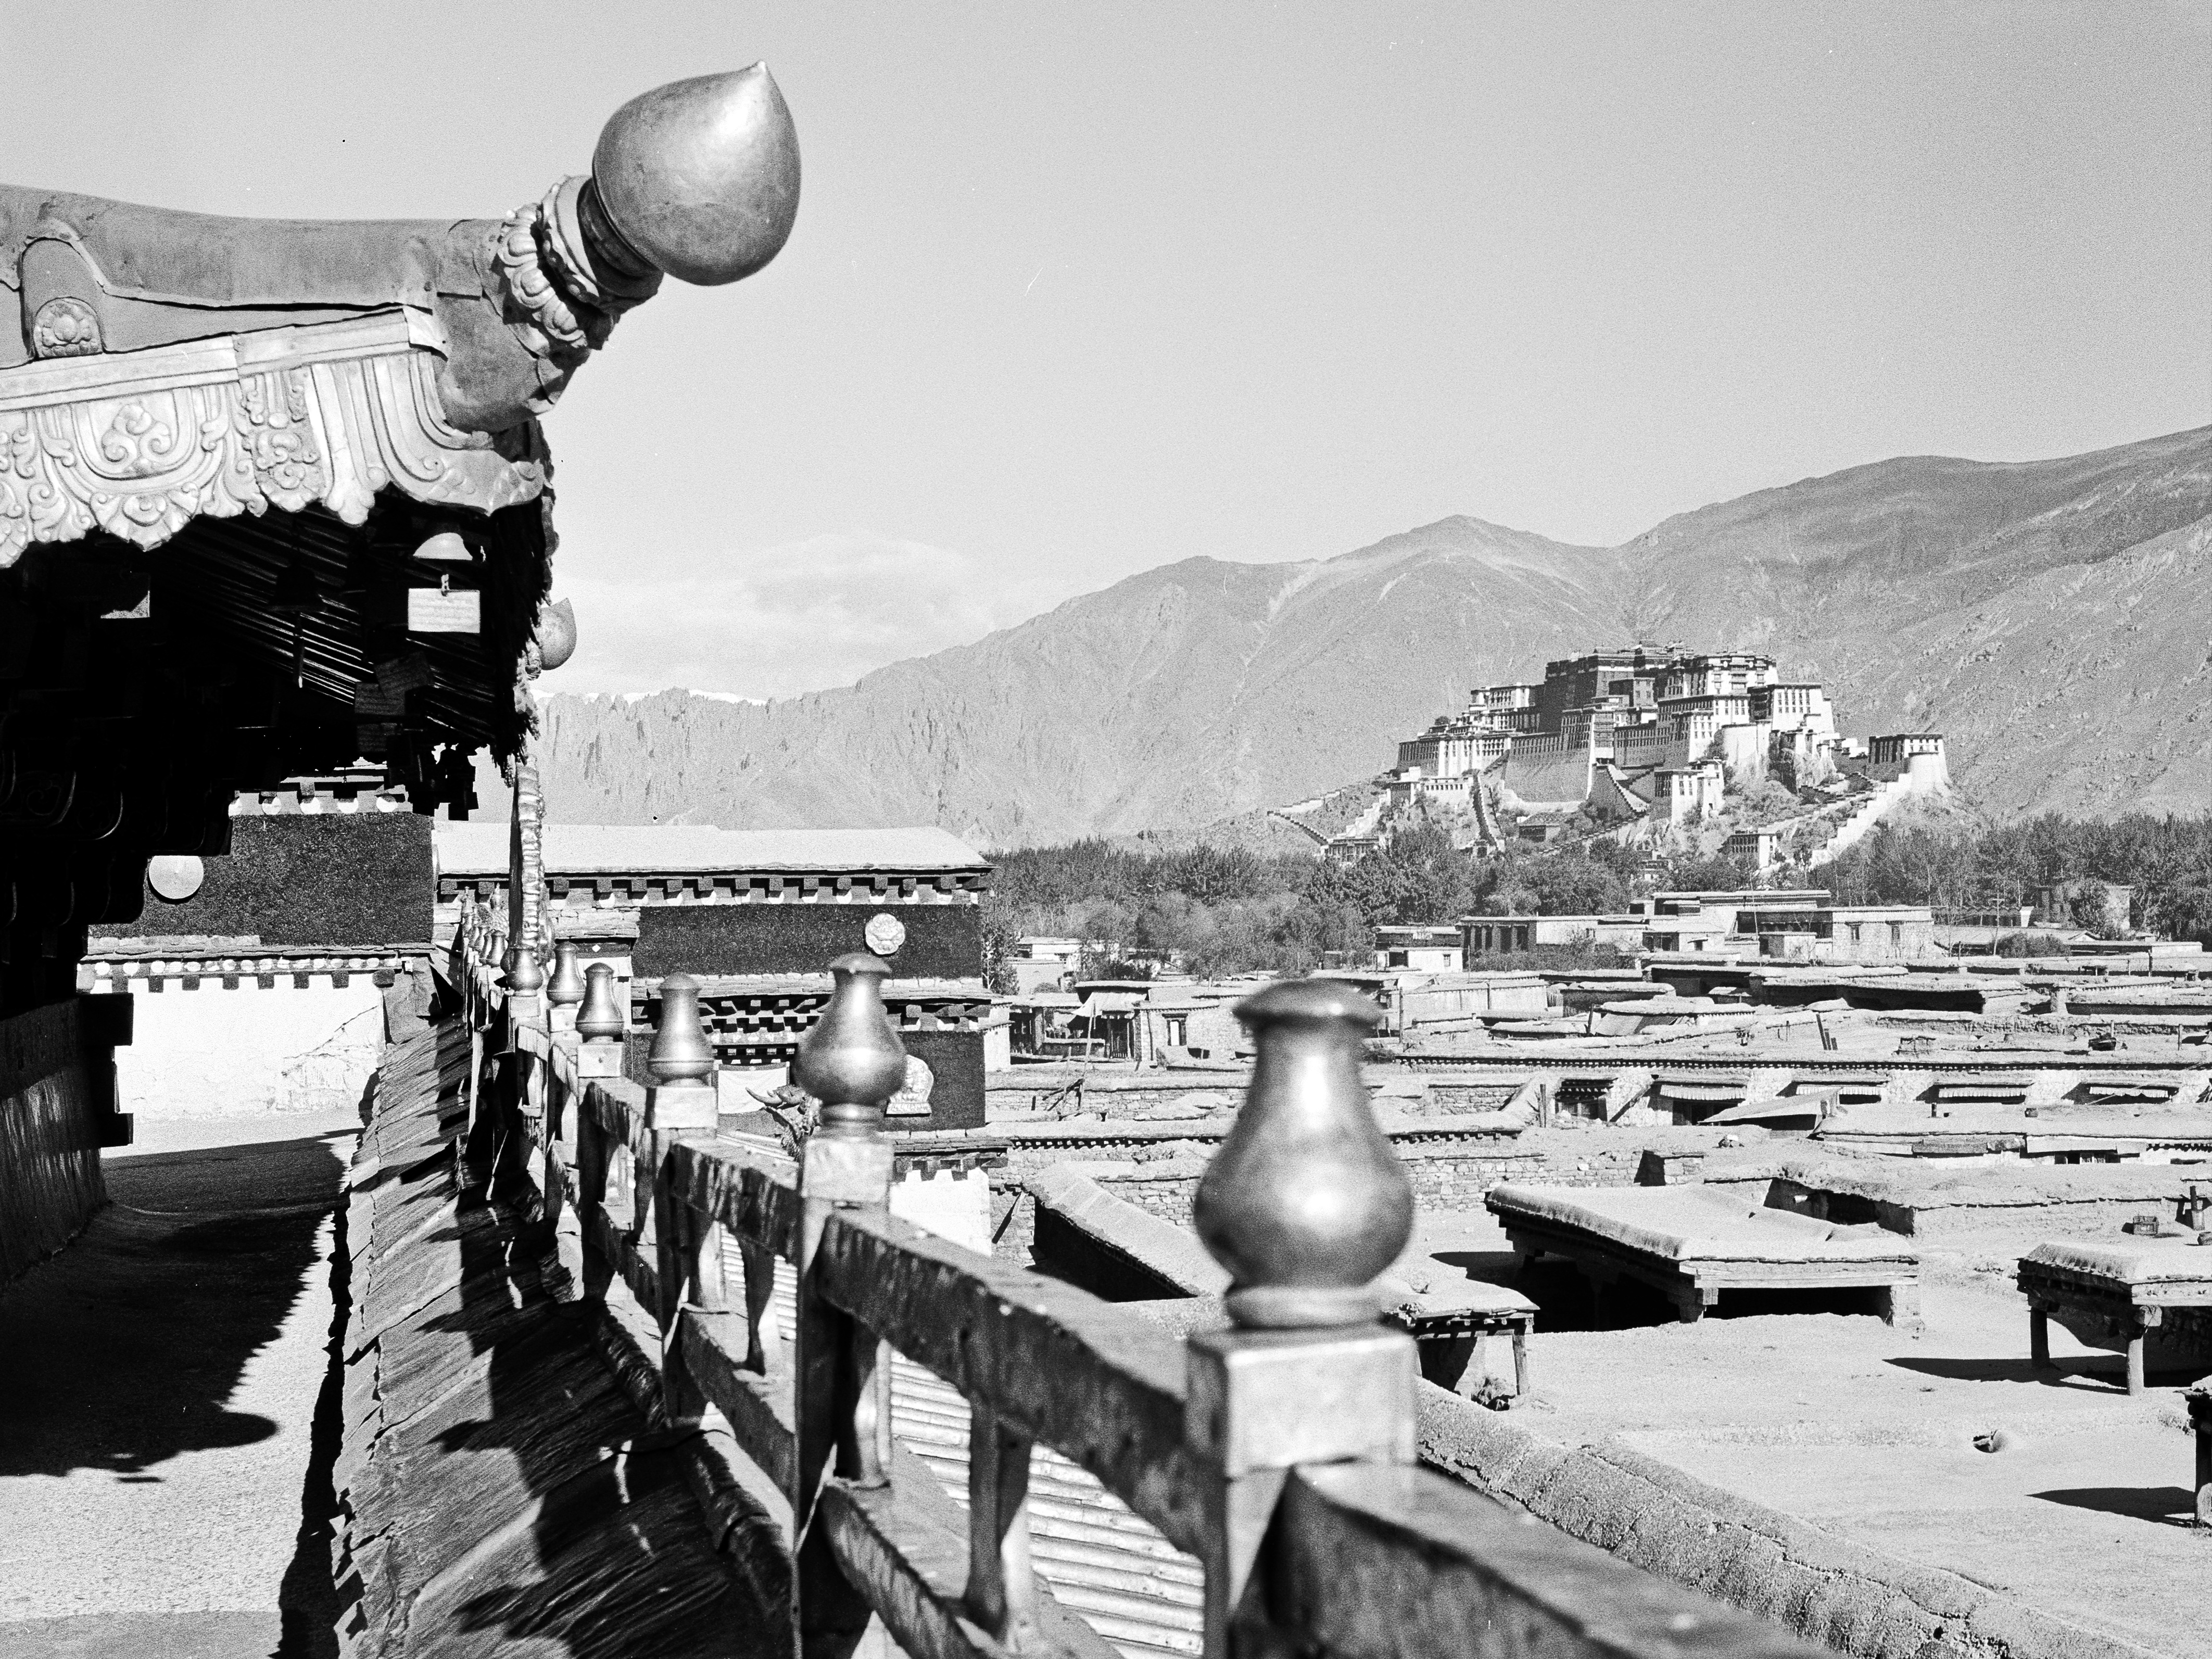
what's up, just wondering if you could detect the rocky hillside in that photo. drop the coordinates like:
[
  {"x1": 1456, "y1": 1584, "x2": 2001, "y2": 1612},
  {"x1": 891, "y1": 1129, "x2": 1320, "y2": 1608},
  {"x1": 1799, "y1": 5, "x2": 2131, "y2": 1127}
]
[{"x1": 514, "y1": 426, "x2": 2212, "y2": 845}]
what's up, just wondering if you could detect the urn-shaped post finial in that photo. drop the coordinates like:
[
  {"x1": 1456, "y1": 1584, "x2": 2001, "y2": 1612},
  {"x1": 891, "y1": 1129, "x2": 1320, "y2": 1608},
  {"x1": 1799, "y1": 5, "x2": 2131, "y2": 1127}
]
[
  {"x1": 793, "y1": 952, "x2": 907, "y2": 1138},
  {"x1": 576, "y1": 961, "x2": 626, "y2": 1043},
  {"x1": 547, "y1": 940, "x2": 587, "y2": 1008},
  {"x1": 503, "y1": 942, "x2": 546, "y2": 995},
  {"x1": 1193, "y1": 979, "x2": 1412, "y2": 1329},
  {"x1": 649, "y1": 972, "x2": 716, "y2": 1087}
]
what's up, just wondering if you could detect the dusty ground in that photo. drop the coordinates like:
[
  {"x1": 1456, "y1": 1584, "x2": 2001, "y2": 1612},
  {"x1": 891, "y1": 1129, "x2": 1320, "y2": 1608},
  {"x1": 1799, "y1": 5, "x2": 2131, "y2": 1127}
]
[
  {"x1": 0, "y1": 1113, "x2": 360, "y2": 1659},
  {"x1": 1411, "y1": 1207, "x2": 2210, "y2": 1659}
]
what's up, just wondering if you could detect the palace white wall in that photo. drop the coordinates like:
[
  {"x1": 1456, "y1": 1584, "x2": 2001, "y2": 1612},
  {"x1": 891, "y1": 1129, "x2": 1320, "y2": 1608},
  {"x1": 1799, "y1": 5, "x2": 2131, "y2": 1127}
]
[
  {"x1": 892, "y1": 1167, "x2": 993, "y2": 1255},
  {"x1": 115, "y1": 980, "x2": 387, "y2": 1119}
]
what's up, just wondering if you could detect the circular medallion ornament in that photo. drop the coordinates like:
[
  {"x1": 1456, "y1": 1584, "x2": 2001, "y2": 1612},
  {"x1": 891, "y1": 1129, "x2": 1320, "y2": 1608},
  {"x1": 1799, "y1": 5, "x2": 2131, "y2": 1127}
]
[
  {"x1": 147, "y1": 855, "x2": 204, "y2": 903},
  {"x1": 863, "y1": 912, "x2": 906, "y2": 957},
  {"x1": 30, "y1": 297, "x2": 102, "y2": 359}
]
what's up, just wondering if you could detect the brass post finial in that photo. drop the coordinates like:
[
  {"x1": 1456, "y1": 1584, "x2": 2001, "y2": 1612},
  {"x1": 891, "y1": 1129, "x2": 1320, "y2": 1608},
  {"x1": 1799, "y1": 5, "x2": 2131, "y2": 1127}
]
[
  {"x1": 793, "y1": 952, "x2": 907, "y2": 1138},
  {"x1": 1193, "y1": 979, "x2": 1413, "y2": 1329},
  {"x1": 547, "y1": 940, "x2": 587, "y2": 1007},
  {"x1": 650, "y1": 972, "x2": 715, "y2": 1087},
  {"x1": 647, "y1": 971, "x2": 717, "y2": 1131},
  {"x1": 576, "y1": 961, "x2": 625, "y2": 1042},
  {"x1": 503, "y1": 943, "x2": 545, "y2": 995}
]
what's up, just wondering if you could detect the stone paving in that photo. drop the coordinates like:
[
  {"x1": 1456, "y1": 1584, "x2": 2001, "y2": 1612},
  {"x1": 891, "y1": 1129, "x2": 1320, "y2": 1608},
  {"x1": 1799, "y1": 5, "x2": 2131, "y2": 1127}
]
[{"x1": 0, "y1": 1113, "x2": 360, "y2": 1659}]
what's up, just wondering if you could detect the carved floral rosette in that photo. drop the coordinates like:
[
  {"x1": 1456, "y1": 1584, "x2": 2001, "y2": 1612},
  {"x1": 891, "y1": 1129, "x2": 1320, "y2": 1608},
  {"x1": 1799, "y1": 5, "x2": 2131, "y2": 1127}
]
[{"x1": 0, "y1": 310, "x2": 548, "y2": 564}]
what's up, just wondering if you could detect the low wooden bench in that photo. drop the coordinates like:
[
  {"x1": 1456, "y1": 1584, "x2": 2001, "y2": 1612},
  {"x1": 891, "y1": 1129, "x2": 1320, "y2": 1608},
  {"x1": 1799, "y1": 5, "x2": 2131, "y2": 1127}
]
[
  {"x1": 2016, "y1": 1235, "x2": 2212, "y2": 1394},
  {"x1": 1486, "y1": 1183, "x2": 1923, "y2": 1329}
]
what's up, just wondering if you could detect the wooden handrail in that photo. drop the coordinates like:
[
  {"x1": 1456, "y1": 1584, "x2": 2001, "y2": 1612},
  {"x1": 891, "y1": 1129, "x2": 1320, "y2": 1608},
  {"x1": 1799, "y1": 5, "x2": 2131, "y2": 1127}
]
[
  {"x1": 463, "y1": 947, "x2": 1826, "y2": 1659},
  {"x1": 811, "y1": 1205, "x2": 1208, "y2": 1556}
]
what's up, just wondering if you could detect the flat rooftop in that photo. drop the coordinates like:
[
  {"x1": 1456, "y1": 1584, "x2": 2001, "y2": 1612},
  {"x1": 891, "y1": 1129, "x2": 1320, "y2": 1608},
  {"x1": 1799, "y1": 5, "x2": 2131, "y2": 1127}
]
[
  {"x1": 435, "y1": 821, "x2": 990, "y2": 877},
  {"x1": 1409, "y1": 1198, "x2": 2208, "y2": 1659}
]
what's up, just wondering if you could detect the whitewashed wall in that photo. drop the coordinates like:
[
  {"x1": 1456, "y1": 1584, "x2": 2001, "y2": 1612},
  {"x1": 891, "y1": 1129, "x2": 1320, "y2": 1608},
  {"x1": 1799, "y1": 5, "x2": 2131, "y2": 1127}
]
[{"x1": 115, "y1": 981, "x2": 387, "y2": 1118}]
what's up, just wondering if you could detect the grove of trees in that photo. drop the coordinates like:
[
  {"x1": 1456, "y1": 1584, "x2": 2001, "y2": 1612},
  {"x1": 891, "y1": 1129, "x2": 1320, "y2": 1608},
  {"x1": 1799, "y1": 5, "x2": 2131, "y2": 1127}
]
[{"x1": 979, "y1": 811, "x2": 2212, "y2": 990}]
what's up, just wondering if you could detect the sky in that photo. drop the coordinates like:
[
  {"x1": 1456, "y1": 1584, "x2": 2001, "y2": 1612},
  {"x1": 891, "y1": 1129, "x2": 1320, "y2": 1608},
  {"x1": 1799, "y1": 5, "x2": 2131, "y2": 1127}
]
[{"x1": 6, "y1": 2, "x2": 2208, "y2": 699}]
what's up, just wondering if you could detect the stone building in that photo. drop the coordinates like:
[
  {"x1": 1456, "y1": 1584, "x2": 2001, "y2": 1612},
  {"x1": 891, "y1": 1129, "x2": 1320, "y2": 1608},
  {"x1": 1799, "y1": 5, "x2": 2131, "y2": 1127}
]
[
  {"x1": 1461, "y1": 913, "x2": 1647, "y2": 957},
  {"x1": 80, "y1": 778, "x2": 437, "y2": 1119},
  {"x1": 1722, "y1": 826, "x2": 1784, "y2": 871},
  {"x1": 435, "y1": 820, "x2": 994, "y2": 1130},
  {"x1": 1395, "y1": 715, "x2": 1512, "y2": 777},
  {"x1": 1373, "y1": 925, "x2": 1465, "y2": 971},
  {"x1": 1735, "y1": 903, "x2": 1939, "y2": 963},
  {"x1": 1866, "y1": 732, "x2": 1951, "y2": 793},
  {"x1": 1358, "y1": 641, "x2": 1942, "y2": 855},
  {"x1": 1008, "y1": 935, "x2": 1081, "y2": 994}
]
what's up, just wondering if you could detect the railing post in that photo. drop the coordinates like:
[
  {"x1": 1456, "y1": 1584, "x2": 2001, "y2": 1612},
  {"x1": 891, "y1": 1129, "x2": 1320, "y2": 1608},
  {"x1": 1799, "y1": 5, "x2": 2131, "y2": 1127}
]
[
  {"x1": 790, "y1": 952, "x2": 905, "y2": 1659},
  {"x1": 576, "y1": 961, "x2": 627, "y2": 1077},
  {"x1": 547, "y1": 939, "x2": 587, "y2": 1036},
  {"x1": 576, "y1": 1083, "x2": 612, "y2": 1302},
  {"x1": 2188, "y1": 1387, "x2": 2211, "y2": 1528},
  {"x1": 963, "y1": 1403, "x2": 1040, "y2": 1650},
  {"x1": 1185, "y1": 979, "x2": 1419, "y2": 1659},
  {"x1": 738, "y1": 1237, "x2": 781, "y2": 1374},
  {"x1": 650, "y1": 971, "x2": 729, "y2": 1427}
]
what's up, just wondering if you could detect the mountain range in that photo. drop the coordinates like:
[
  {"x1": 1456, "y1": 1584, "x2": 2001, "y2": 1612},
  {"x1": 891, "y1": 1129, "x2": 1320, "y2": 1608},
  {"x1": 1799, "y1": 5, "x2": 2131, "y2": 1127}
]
[{"x1": 515, "y1": 425, "x2": 2212, "y2": 848}]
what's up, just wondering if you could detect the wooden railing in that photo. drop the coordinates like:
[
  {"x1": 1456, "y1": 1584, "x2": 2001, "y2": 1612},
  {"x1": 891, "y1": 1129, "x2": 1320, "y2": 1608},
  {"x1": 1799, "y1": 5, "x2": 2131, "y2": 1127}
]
[{"x1": 444, "y1": 907, "x2": 1824, "y2": 1659}]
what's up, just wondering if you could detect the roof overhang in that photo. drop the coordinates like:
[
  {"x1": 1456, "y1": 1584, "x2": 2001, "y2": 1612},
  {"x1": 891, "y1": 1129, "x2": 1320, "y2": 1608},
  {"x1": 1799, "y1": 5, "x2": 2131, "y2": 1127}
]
[{"x1": 0, "y1": 66, "x2": 799, "y2": 776}]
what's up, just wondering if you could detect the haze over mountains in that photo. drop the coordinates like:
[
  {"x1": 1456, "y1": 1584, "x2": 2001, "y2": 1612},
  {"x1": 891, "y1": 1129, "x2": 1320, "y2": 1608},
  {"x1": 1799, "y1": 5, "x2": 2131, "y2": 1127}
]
[{"x1": 521, "y1": 426, "x2": 2212, "y2": 848}]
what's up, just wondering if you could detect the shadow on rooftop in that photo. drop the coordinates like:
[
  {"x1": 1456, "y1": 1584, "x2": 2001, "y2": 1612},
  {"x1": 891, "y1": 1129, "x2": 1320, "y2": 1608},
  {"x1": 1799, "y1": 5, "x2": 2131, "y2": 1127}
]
[
  {"x1": 0, "y1": 1132, "x2": 349, "y2": 1482},
  {"x1": 2031, "y1": 1485, "x2": 2201, "y2": 1526},
  {"x1": 337, "y1": 1023, "x2": 764, "y2": 1656},
  {"x1": 1429, "y1": 1247, "x2": 1523, "y2": 1286},
  {"x1": 1476, "y1": 1252, "x2": 1894, "y2": 1332},
  {"x1": 1885, "y1": 1353, "x2": 2142, "y2": 1391}
]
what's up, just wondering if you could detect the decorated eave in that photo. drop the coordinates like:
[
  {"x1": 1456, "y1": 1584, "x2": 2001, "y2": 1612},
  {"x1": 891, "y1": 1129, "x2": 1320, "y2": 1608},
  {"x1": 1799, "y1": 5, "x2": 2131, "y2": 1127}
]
[
  {"x1": 0, "y1": 66, "x2": 799, "y2": 778},
  {"x1": 433, "y1": 822, "x2": 994, "y2": 905},
  {"x1": 636, "y1": 972, "x2": 993, "y2": 1035}
]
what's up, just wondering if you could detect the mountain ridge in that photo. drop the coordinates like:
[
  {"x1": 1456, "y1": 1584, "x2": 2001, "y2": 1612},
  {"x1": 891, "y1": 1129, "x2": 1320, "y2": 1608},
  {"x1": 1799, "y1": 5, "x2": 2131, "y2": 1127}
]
[{"x1": 514, "y1": 425, "x2": 2212, "y2": 846}]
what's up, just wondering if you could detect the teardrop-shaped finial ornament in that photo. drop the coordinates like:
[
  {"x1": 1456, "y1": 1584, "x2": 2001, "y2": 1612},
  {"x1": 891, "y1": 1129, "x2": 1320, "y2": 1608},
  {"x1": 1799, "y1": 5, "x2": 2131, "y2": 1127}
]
[
  {"x1": 649, "y1": 972, "x2": 715, "y2": 1085},
  {"x1": 793, "y1": 952, "x2": 907, "y2": 1138},
  {"x1": 547, "y1": 940, "x2": 588, "y2": 1007},
  {"x1": 590, "y1": 64, "x2": 801, "y2": 287},
  {"x1": 1193, "y1": 979, "x2": 1412, "y2": 1328},
  {"x1": 576, "y1": 961, "x2": 625, "y2": 1043}
]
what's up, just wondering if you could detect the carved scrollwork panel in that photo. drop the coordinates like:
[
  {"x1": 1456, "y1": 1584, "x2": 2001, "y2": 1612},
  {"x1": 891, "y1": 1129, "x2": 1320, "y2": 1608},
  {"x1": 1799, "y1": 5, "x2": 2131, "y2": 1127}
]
[
  {"x1": 361, "y1": 352, "x2": 546, "y2": 512},
  {"x1": 0, "y1": 315, "x2": 548, "y2": 562}
]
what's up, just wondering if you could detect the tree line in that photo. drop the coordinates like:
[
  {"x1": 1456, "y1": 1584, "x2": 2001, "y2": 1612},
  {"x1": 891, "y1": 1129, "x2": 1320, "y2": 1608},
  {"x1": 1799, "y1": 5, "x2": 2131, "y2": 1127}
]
[
  {"x1": 979, "y1": 811, "x2": 2212, "y2": 988},
  {"x1": 1823, "y1": 812, "x2": 2212, "y2": 940}
]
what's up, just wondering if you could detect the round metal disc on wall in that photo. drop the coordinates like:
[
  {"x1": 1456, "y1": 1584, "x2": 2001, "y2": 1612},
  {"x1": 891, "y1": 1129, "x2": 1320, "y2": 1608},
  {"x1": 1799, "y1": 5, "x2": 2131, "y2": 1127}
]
[
  {"x1": 863, "y1": 912, "x2": 906, "y2": 957},
  {"x1": 147, "y1": 854, "x2": 205, "y2": 902}
]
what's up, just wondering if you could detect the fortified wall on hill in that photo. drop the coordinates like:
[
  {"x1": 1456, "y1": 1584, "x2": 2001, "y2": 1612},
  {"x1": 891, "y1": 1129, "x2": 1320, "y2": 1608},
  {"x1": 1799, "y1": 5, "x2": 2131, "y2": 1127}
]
[{"x1": 1330, "y1": 644, "x2": 1949, "y2": 863}]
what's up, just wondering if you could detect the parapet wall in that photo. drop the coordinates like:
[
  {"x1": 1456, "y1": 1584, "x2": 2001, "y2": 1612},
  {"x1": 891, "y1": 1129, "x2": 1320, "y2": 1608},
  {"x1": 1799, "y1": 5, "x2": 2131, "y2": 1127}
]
[
  {"x1": 1728, "y1": 1156, "x2": 2212, "y2": 1247},
  {"x1": 985, "y1": 1114, "x2": 1685, "y2": 1261},
  {"x1": 987, "y1": 1066, "x2": 1524, "y2": 1123},
  {"x1": 1416, "y1": 1387, "x2": 2142, "y2": 1659},
  {"x1": 332, "y1": 1021, "x2": 749, "y2": 1652},
  {"x1": 1389, "y1": 1047, "x2": 2212, "y2": 1119}
]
